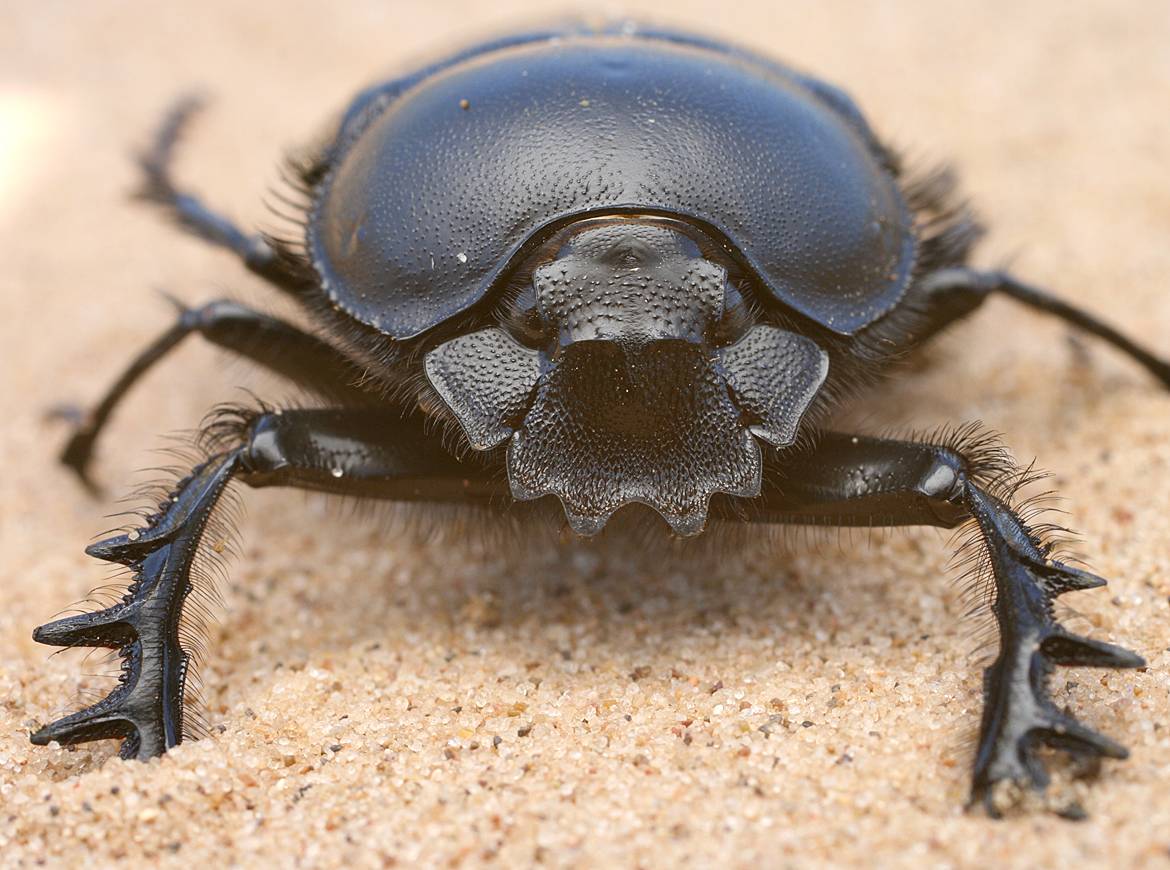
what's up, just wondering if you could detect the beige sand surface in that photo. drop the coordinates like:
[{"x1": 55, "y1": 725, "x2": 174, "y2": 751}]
[{"x1": 2, "y1": 1, "x2": 1169, "y2": 866}]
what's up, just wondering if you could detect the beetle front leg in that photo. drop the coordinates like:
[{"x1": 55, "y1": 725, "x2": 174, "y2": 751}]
[
  {"x1": 736, "y1": 432, "x2": 1145, "y2": 815},
  {"x1": 32, "y1": 407, "x2": 502, "y2": 759},
  {"x1": 32, "y1": 451, "x2": 241, "y2": 756}
]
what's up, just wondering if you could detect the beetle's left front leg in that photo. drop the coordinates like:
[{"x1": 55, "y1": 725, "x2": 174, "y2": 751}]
[
  {"x1": 31, "y1": 407, "x2": 505, "y2": 759},
  {"x1": 730, "y1": 432, "x2": 1145, "y2": 815}
]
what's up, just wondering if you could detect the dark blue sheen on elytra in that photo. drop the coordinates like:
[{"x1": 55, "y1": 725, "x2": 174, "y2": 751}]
[{"x1": 309, "y1": 31, "x2": 918, "y2": 339}]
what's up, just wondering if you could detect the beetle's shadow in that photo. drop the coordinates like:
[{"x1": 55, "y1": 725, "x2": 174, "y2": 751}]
[{"x1": 208, "y1": 499, "x2": 955, "y2": 708}]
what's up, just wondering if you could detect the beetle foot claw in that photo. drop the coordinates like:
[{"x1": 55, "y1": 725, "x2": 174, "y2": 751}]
[
  {"x1": 972, "y1": 698, "x2": 1130, "y2": 819},
  {"x1": 50, "y1": 409, "x2": 103, "y2": 491}
]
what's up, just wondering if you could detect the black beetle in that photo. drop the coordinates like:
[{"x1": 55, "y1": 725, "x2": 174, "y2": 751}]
[{"x1": 34, "y1": 23, "x2": 1168, "y2": 816}]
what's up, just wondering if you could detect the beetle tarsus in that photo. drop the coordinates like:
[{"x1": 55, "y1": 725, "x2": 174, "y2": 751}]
[{"x1": 47, "y1": 404, "x2": 102, "y2": 491}]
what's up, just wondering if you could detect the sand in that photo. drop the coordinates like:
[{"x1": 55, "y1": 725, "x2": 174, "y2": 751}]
[{"x1": 2, "y1": 1, "x2": 1168, "y2": 866}]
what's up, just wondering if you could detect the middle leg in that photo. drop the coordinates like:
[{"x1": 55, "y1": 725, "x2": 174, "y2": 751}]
[
  {"x1": 911, "y1": 267, "x2": 1170, "y2": 387},
  {"x1": 58, "y1": 299, "x2": 367, "y2": 487}
]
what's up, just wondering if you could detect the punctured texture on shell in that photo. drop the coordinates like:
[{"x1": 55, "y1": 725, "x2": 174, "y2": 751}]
[
  {"x1": 507, "y1": 340, "x2": 762, "y2": 536},
  {"x1": 532, "y1": 223, "x2": 726, "y2": 346},
  {"x1": 423, "y1": 328, "x2": 541, "y2": 450},
  {"x1": 309, "y1": 29, "x2": 917, "y2": 339},
  {"x1": 719, "y1": 326, "x2": 830, "y2": 447}
]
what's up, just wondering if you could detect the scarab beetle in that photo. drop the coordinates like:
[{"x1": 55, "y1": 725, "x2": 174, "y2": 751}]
[{"x1": 34, "y1": 23, "x2": 1168, "y2": 816}]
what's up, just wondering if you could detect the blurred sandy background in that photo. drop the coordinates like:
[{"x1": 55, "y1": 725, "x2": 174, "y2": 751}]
[{"x1": 2, "y1": 1, "x2": 1169, "y2": 867}]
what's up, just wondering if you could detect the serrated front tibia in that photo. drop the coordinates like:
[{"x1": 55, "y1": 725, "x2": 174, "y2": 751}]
[
  {"x1": 31, "y1": 535, "x2": 186, "y2": 760},
  {"x1": 29, "y1": 635, "x2": 180, "y2": 760},
  {"x1": 1040, "y1": 631, "x2": 1146, "y2": 670},
  {"x1": 32, "y1": 599, "x2": 139, "y2": 648},
  {"x1": 964, "y1": 482, "x2": 1141, "y2": 817},
  {"x1": 1033, "y1": 560, "x2": 1108, "y2": 597},
  {"x1": 32, "y1": 452, "x2": 238, "y2": 761}
]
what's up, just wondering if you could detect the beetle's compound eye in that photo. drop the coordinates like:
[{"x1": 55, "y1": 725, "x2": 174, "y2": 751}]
[{"x1": 498, "y1": 286, "x2": 551, "y2": 350}]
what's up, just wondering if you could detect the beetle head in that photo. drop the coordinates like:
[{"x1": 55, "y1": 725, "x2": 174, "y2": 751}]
[{"x1": 424, "y1": 218, "x2": 829, "y2": 535}]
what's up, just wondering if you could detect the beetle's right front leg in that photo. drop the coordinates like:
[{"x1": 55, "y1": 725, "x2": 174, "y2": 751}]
[{"x1": 31, "y1": 407, "x2": 505, "y2": 759}]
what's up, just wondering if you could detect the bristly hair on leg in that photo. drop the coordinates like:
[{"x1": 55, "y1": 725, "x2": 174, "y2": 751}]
[
  {"x1": 150, "y1": 418, "x2": 254, "y2": 742},
  {"x1": 195, "y1": 393, "x2": 281, "y2": 456},
  {"x1": 912, "y1": 422, "x2": 1088, "y2": 666},
  {"x1": 51, "y1": 422, "x2": 248, "y2": 747}
]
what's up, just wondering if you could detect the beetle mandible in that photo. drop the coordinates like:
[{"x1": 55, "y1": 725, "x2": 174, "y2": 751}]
[{"x1": 33, "y1": 23, "x2": 1168, "y2": 816}]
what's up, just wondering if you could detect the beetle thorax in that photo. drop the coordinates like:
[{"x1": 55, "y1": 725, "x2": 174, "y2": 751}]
[{"x1": 424, "y1": 218, "x2": 830, "y2": 536}]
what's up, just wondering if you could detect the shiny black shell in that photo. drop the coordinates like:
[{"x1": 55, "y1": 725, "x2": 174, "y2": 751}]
[{"x1": 308, "y1": 26, "x2": 917, "y2": 339}]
